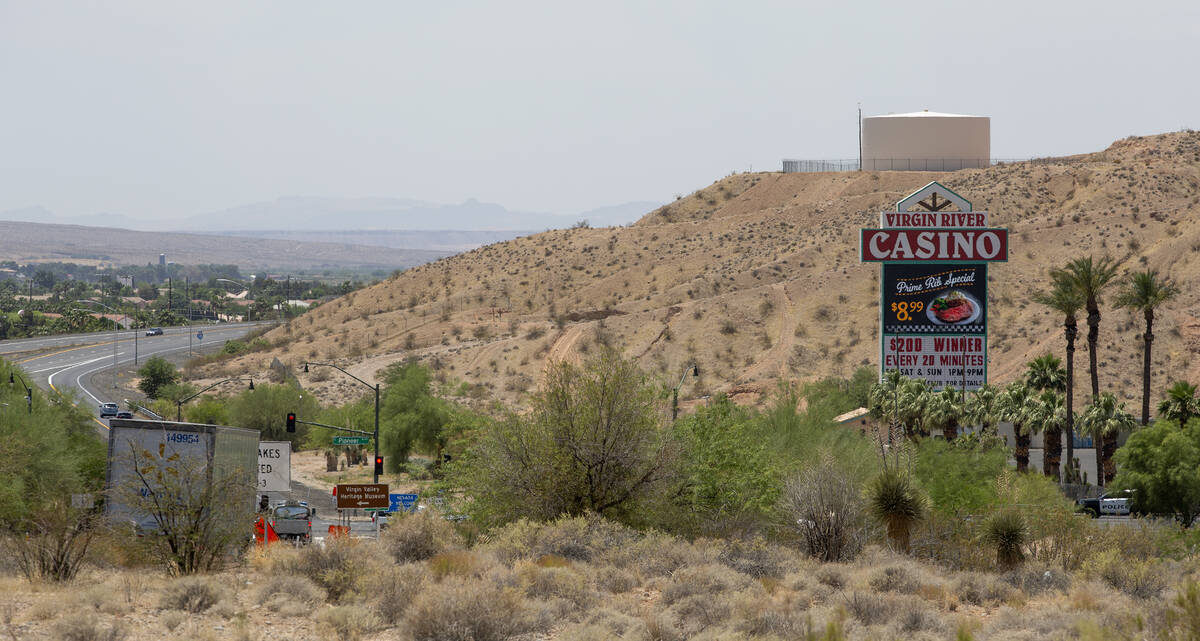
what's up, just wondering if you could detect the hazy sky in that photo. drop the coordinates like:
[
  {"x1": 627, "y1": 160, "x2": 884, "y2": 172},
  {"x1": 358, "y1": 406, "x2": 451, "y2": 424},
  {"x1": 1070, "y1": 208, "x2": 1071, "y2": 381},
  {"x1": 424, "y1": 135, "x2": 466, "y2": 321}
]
[{"x1": 2, "y1": 1, "x2": 1197, "y2": 220}]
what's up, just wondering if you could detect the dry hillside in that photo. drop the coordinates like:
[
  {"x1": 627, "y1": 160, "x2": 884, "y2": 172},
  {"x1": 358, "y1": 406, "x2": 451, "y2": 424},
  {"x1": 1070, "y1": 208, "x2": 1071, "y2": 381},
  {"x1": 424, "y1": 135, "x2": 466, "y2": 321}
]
[{"x1": 204, "y1": 132, "x2": 1200, "y2": 412}]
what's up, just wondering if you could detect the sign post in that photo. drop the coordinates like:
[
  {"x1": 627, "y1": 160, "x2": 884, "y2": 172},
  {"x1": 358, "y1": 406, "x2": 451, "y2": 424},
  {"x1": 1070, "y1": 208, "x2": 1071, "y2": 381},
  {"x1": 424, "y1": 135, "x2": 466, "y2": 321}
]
[{"x1": 861, "y1": 182, "x2": 1007, "y2": 393}]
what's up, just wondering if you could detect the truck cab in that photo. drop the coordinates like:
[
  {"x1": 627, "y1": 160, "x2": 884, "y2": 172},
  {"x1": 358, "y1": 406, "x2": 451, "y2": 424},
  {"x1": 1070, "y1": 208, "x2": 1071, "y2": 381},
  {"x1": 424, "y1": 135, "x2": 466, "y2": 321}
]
[{"x1": 269, "y1": 501, "x2": 315, "y2": 543}]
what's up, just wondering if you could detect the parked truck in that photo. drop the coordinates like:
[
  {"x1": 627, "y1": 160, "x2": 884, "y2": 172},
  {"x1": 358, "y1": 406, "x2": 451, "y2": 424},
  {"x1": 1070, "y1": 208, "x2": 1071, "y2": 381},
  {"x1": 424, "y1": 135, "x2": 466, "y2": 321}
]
[
  {"x1": 269, "y1": 500, "x2": 315, "y2": 543},
  {"x1": 105, "y1": 418, "x2": 259, "y2": 534}
]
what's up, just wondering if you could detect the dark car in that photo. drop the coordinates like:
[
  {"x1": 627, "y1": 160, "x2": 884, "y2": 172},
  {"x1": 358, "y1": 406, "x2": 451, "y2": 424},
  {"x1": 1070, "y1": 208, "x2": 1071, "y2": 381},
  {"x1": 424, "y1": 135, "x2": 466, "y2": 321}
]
[
  {"x1": 145, "y1": 327, "x2": 163, "y2": 336},
  {"x1": 98, "y1": 402, "x2": 119, "y2": 418},
  {"x1": 115, "y1": 410, "x2": 134, "y2": 419}
]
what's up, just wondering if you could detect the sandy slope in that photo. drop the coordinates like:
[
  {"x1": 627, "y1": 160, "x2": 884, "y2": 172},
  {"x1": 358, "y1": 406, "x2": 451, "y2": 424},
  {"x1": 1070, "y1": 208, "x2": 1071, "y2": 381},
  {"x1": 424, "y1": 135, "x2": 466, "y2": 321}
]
[{"x1": 198, "y1": 132, "x2": 1200, "y2": 412}]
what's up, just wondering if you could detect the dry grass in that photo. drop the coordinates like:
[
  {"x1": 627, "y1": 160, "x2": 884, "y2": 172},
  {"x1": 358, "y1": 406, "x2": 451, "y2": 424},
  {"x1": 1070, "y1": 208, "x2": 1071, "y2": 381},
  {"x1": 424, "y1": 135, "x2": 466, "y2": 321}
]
[{"x1": 1, "y1": 514, "x2": 1197, "y2": 640}]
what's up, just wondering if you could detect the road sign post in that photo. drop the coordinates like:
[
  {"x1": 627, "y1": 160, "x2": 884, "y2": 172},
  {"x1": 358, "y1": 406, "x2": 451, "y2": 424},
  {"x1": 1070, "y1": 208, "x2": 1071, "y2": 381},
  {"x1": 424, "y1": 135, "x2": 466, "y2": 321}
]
[{"x1": 389, "y1": 493, "x2": 418, "y2": 513}]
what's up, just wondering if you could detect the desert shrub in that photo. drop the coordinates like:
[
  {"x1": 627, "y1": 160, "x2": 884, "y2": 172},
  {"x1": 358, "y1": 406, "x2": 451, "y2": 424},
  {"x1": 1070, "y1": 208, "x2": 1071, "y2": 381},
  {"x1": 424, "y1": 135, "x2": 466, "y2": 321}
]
[
  {"x1": 816, "y1": 565, "x2": 847, "y2": 589},
  {"x1": 316, "y1": 605, "x2": 382, "y2": 641},
  {"x1": 290, "y1": 536, "x2": 383, "y2": 602},
  {"x1": 868, "y1": 565, "x2": 921, "y2": 594},
  {"x1": 868, "y1": 469, "x2": 927, "y2": 553},
  {"x1": 160, "y1": 611, "x2": 184, "y2": 632},
  {"x1": 255, "y1": 574, "x2": 326, "y2": 609},
  {"x1": 955, "y1": 572, "x2": 1019, "y2": 606},
  {"x1": 359, "y1": 563, "x2": 427, "y2": 624},
  {"x1": 481, "y1": 514, "x2": 638, "y2": 565},
  {"x1": 716, "y1": 536, "x2": 792, "y2": 578},
  {"x1": 429, "y1": 550, "x2": 488, "y2": 579},
  {"x1": 1086, "y1": 549, "x2": 1167, "y2": 599},
  {"x1": 661, "y1": 563, "x2": 756, "y2": 606},
  {"x1": 561, "y1": 609, "x2": 649, "y2": 641},
  {"x1": 516, "y1": 562, "x2": 595, "y2": 607},
  {"x1": 1164, "y1": 579, "x2": 1200, "y2": 640},
  {"x1": 594, "y1": 565, "x2": 638, "y2": 593},
  {"x1": 51, "y1": 615, "x2": 127, "y2": 641},
  {"x1": 159, "y1": 576, "x2": 220, "y2": 613},
  {"x1": 842, "y1": 591, "x2": 894, "y2": 626},
  {"x1": 985, "y1": 510, "x2": 1028, "y2": 569},
  {"x1": 626, "y1": 531, "x2": 711, "y2": 578},
  {"x1": 405, "y1": 577, "x2": 527, "y2": 641},
  {"x1": 1001, "y1": 563, "x2": 1072, "y2": 596},
  {"x1": 382, "y1": 510, "x2": 464, "y2": 562},
  {"x1": 781, "y1": 455, "x2": 869, "y2": 562}
]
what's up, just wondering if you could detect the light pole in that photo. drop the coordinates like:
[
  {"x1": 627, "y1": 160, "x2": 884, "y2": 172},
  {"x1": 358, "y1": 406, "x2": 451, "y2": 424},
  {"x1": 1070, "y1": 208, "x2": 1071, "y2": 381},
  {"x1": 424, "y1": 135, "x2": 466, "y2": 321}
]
[
  {"x1": 304, "y1": 361, "x2": 380, "y2": 483},
  {"x1": 76, "y1": 299, "x2": 125, "y2": 389},
  {"x1": 176, "y1": 377, "x2": 254, "y2": 422},
  {"x1": 9, "y1": 371, "x2": 33, "y2": 414},
  {"x1": 672, "y1": 363, "x2": 698, "y2": 421}
]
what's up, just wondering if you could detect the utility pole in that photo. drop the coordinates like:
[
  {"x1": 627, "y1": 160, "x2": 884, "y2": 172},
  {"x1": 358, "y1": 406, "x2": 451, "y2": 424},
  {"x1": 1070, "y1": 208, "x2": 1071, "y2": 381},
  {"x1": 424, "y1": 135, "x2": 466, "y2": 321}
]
[
  {"x1": 858, "y1": 103, "x2": 863, "y2": 172},
  {"x1": 187, "y1": 276, "x2": 192, "y2": 356}
]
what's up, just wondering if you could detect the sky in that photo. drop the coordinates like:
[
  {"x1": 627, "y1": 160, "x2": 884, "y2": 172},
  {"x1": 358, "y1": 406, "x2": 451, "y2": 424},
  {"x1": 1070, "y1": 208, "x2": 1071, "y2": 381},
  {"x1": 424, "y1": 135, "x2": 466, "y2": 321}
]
[{"x1": 1, "y1": 1, "x2": 1197, "y2": 221}]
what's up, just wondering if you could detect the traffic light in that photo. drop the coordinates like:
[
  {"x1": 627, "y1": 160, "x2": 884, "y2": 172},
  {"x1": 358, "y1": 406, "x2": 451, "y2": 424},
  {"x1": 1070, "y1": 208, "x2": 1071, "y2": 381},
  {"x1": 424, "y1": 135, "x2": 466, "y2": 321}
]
[
  {"x1": 374, "y1": 456, "x2": 384, "y2": 475},
  {"x1": 286, "y1": 412, "x2": 296, "y2": 432}
]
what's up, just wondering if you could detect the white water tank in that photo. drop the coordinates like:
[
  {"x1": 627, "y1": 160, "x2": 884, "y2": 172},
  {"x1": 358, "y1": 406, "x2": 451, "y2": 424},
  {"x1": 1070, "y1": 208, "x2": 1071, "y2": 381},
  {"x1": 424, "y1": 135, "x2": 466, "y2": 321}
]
[{"x1": 861, "y1": 111, "x2": 990, "y2": 171}]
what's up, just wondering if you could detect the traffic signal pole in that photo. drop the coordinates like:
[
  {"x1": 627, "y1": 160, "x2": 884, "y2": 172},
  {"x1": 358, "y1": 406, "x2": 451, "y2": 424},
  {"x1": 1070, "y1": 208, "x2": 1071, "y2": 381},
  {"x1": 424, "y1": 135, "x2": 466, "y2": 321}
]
[{"x1": 300, "y1": 361, "x2": 382, "y2": 483}]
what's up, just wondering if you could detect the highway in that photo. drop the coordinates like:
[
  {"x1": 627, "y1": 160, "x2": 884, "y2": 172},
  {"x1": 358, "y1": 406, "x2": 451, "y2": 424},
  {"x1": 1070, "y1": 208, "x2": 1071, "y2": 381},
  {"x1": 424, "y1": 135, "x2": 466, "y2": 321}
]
[{"x1": 3, "y1": 323, "x2": 268, "y2": 429}]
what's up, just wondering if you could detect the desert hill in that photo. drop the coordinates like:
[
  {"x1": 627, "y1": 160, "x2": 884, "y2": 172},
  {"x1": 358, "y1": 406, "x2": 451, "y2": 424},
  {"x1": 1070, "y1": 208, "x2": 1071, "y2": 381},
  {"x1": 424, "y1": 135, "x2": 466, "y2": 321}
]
[
  {"x1": 206, "y1": 132, "x2": 1200, "y2": 412},
  {"x1": 0, "y1": 220, "x2": 449, "y2": 271}
]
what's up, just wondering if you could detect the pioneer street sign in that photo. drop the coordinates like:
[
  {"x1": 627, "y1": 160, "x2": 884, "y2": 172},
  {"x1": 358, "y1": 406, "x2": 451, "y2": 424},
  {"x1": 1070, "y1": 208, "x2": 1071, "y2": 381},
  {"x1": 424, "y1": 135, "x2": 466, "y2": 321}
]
[
  {"x1": 332, "y1": 436, "x2": 369, "y2": 445},
  {"x1": 335, "y1": 483, "x2": 390, "y2": 510}
]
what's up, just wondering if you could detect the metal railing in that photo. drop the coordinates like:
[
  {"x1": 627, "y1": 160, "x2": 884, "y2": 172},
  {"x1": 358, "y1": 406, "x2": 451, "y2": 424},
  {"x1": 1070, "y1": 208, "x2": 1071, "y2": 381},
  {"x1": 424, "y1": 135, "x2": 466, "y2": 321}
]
[{"x1": 781, "y1": 155, "x2": 1095, "y2": 173}]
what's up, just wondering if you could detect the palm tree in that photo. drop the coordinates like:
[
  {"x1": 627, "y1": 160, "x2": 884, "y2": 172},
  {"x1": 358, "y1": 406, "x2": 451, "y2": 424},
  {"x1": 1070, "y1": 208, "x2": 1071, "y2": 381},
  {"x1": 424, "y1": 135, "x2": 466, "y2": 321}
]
[
  {"x1": 1053, "y1": 256, "x2": 1117, "y2": 481},
  {"x1": 998, "y1": 381, "x2": 1035, "y2": 472},
  {"x1": 965, "y1": 383, "x2": 1001, "y2": 435},
  {"x1": 1025, "y1": 354, "x2": 1067, "y2": 479},
  {"x1": 926, "y1": 386, "x2": 963, "y2": 441},
  {"x1": 1113, "y1": 270, "x2": 1179, "y2": 425},
  {"x1": 1033, "y1": 271, "x2": 1086, "y2": 471},
  {"x1": 898, "y1": 378, "x2": 933, "y2": 439},
  {"x1": 1054, "y1": 256, "x2": 1118, "y2": 400},
  {"x1": 1078, "y1": 392, "x2": 1138, "y2": 486},
  {"x1": 1158, "y1": 381, "x2": 1199, "y2": 429},
  {"x1": 1024, "y1": 390, "x2": 1065, "y2": 477}
]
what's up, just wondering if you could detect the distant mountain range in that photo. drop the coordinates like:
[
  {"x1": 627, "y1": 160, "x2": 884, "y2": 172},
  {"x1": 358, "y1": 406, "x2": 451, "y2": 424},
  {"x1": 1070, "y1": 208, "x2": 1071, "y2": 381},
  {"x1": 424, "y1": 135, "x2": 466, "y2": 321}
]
[{"x1": 0, "y1": 198, "x2": 663, "y2": 234}]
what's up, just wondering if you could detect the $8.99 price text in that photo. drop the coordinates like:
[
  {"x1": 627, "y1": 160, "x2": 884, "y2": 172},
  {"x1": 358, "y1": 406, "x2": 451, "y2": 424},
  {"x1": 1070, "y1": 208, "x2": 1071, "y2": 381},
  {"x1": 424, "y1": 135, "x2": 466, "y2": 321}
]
[{"x1": 890, "y1": 301, "x2": 924, "y2": 321}]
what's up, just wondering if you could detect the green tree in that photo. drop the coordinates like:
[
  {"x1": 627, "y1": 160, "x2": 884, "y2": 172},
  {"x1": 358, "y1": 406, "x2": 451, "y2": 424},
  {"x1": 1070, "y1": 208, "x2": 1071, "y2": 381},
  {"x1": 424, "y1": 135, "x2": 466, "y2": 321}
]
[
  {"x1": 136, "y1": 356, "x2": 180, "y2": 400},
  {"x1": 964, "y1": 383, "x2": 1002, "y2": 436},
  {"x1": 913, "y1": 438, "x2": 1005, "y2": 515},
  {"x1": 926, "y1": 386, "x2": 963, "y2": 441},
  {"x1": 1024, "y1": 390, "x2": 1065, "y2": 478},
  {"x1": 997, "y1": 381, "x2": 1034, "y2": 472},
  {"x1": 1112, "y1": 418, "x2": 1200, "y2": 526},
  {"x1": 380, "y1": 361, "x2": 453, "y2": 467},
  {"x1": 226, "y1": 382, "x2": 318, "y2": 443},
  {"x1": 1158, "y1": 381, "x2": 1199, "y2": 429},
  {"x1": 449, "y1": 348, "x2": 675, "y2": 527},
  {"x1": 671, "y1": 394, "x2": 778, "y2": 533},
  {"x1": 1114, "y1": 269, "x2": 1179, "y2": 426},
  {"x1": 1025, "y1": 354, "x2": 1066, "y2": 479},
  {"x1": 1078, "y1": 392, "x2": 1139, "y2": 486}
]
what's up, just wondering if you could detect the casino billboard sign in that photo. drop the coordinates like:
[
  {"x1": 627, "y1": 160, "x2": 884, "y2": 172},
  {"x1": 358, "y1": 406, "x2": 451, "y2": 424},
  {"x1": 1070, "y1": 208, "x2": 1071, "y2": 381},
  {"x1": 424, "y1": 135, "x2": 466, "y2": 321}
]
[{"x1": 862, "y1": 182, "x2": 1007, "y2": 391}]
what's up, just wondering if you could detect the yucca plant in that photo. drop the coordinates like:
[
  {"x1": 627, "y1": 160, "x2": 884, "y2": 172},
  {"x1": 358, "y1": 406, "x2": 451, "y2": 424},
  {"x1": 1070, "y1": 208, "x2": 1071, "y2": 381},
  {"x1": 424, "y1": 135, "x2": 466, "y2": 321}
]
[
  {"x1": 984, "y1": 510, "x2": 1027, "y2": 569},
  {"x1": 868, "y1": 470, "x2": 926, "y2": 553}
]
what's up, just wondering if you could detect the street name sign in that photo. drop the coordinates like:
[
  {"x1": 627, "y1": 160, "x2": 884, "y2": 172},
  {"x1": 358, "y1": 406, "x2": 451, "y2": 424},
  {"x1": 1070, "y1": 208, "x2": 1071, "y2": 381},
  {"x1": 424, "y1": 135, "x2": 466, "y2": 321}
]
[
  {"x1": 332, "y1": 436, "x2": 369, "y2": 445},
  {"x1": 335, "y1": 483, "x2": 389, "y2": 509},
  {"x1": 258, "y1": 441, "x2": 291, "y2": 492}
]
